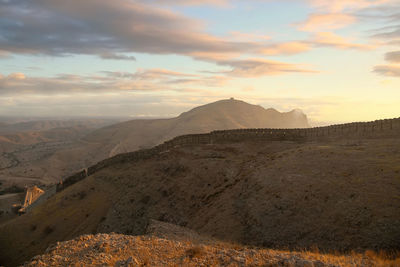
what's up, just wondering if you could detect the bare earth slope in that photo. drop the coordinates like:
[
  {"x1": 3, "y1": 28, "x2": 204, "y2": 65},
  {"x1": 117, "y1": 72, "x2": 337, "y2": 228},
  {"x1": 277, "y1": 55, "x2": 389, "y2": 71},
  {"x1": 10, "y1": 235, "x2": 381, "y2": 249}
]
[
  {"x1": 0, "y1": 99, "x2": 309, "y2": 186},
  {"x1": 0, "y1": 119, "x2": 122, "y2": 189},
  {"x1": 0, "y1": 119, "x2": 123, "y2": 225},
  {"x1": 0, "y1": 119, "x2": 119, "y2": 134},
  {"x1": 1, "y1": 137, "x2": 399, "y2": 266}
]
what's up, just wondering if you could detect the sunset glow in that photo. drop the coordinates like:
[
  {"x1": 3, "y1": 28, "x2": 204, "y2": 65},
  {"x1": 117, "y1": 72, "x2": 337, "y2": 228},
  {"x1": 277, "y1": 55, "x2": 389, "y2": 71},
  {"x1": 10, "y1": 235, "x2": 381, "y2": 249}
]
[{"x1": 1, "y1": 0, "x2": 399, "y2": 124}]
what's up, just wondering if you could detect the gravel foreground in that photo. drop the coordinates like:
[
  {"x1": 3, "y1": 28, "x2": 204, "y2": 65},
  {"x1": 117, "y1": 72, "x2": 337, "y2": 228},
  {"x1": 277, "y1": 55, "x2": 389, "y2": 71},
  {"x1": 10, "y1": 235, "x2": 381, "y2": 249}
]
[{"x1": 22, "y1": 233, "x2": 392, "y2": 267}]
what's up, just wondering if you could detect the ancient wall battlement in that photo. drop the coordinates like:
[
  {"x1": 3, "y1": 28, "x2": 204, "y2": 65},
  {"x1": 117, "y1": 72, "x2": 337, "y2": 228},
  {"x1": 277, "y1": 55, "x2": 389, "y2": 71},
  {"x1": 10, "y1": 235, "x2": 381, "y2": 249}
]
[
  {"x1": 85, "y1": 117, "x2": 400, "y2": 177},
  {"x1": 49, "y1": 117, "x2": 400, "y2": 195}
]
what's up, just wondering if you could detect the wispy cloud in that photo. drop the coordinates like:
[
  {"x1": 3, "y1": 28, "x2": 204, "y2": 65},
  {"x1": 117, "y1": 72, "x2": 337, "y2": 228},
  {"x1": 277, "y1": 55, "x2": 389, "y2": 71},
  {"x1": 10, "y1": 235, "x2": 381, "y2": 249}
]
[
  {"x1": 99, "y1": 53, "x2": 137, "y2": 61},
  {"x1": 385, "y1": 51, "x2": 400, "y2": 63},
  {"x1": 296, "y1": 13, "x2": 356, "y2": 32},
  {"x1": 0, "y1": 69, "x2": 230, "y2": 96},
  {"x1": 259, "y1": 42, "x2": 312, "y2": 55},
  {"x1": 311, "y1": 32, "x2": 375, "y2": 50},
  {"x1": 366, "y1": 2, "x2": 400, "y2": 77},
  {"x1": 145, "y1": 0, "x2": 229, "y2": 6},
  {"x1": 308, "y1": 0, "x2": 393, "y2": 12},
  {"x1": 373, "y1": 65, "x2": 400, "y2": 77},
  {"x1": 214, "y1": 58, "x2": 317, "y2": 77}
]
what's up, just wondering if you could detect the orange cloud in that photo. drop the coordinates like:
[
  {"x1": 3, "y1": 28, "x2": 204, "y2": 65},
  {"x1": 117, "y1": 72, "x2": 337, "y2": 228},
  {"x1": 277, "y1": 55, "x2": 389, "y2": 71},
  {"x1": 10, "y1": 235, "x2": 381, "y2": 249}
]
[
  {"x1": 296, "y1": 13, "x2": 356, "y2": 32},
  {"x1": 311, "y1": 32, "x2": 375, "y2": 50},
  {"x1": 189, "y1": 51, "x2": 242, "y2": 61},
  {"x1": 260, "y1": 42, "x2": 312, "y2": 55},
  {"x1": 215, "y1": 58, "x2": 317, "y2": 77},
  {"x1": 7, "y1": 73, "x2": 26, "y2": 80}
]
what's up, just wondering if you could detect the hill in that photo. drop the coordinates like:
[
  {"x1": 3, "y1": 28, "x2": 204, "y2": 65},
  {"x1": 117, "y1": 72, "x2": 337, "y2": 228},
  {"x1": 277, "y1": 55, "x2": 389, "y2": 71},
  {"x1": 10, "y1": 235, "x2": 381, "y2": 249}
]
[
  {"x1": 0, "y1": 119, "x2": 123, "y2": 190},
  {"x1": 0, "y1": 119, "x2": 120, "y2": 134},
  {"x1": 0, "y1": 99, "x2": 310, "y2": 188},
  {"x1": 1, "y1": 131, "x2": 399, "y2": 266},
  {"x1": 83, "y1": 98, "x2": 309, "y2": 158}
]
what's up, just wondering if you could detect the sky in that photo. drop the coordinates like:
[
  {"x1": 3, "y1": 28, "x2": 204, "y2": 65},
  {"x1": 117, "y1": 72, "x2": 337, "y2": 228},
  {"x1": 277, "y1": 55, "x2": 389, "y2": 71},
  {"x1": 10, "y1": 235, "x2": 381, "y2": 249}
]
[{"x1": 0, "y1": 0, "x2": 399, "y2": 124}]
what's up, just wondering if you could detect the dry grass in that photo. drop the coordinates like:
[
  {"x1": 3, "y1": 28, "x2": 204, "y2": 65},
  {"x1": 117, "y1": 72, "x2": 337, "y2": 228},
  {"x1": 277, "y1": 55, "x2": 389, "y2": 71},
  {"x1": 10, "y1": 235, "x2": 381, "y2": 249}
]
[
  {"x1": 185, "y1": 246, "x2": 205, "y2": 259},
  {"x1": 21, "y1": 233, "x2": 400, "y2": 267}
]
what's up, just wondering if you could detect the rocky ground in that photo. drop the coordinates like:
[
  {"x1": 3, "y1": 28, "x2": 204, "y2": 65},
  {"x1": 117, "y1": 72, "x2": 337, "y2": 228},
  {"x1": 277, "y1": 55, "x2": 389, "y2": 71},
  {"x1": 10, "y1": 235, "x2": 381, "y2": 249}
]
[
  {"x1": 23, "y1": 221, "x2": 397, "y2": 267},
  {"x1": 1, "y1": 138, "x2": 400, "y2": 266}
]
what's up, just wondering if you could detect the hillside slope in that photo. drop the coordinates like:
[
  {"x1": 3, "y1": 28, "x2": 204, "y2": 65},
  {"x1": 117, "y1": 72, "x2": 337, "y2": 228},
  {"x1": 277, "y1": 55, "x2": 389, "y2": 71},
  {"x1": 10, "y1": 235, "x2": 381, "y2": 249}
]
[
  {"x1": 0, "y1": 99, "x2": 310, "y2": 185},
  {"x1": 85, "y1": 99, "x2": 309, "y2": 158},
  {"x1": 1, "y1": 137, "x2": 399, "y2": 266},
  {"x1": 0, "y1": 119, "x2": 119, "y2": 134},
  {"x1": 0, "y1": 119, "x2": 123, "y2": 192}
]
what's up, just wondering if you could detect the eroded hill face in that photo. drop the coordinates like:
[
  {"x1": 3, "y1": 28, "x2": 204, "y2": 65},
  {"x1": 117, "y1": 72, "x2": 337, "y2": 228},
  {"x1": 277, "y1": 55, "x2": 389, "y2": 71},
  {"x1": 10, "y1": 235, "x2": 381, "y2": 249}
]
[{"x1": 1, "y1": 137, "x2": 399, "y2": 266}]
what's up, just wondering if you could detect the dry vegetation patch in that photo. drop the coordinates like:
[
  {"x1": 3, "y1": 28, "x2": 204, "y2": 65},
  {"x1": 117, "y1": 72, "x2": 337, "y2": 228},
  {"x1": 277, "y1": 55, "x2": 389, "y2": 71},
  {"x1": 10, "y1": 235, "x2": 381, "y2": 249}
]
[{"x1": 22, "y1": 233, "x2": 400, "y2": 267}]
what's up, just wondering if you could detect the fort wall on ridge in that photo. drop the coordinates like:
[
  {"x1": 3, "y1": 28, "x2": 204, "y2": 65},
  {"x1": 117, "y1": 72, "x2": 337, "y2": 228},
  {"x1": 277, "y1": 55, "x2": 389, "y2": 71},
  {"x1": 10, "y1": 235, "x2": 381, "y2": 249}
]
[{"x1": 43, "y1": 117, "x2": 400, "y2": 196}]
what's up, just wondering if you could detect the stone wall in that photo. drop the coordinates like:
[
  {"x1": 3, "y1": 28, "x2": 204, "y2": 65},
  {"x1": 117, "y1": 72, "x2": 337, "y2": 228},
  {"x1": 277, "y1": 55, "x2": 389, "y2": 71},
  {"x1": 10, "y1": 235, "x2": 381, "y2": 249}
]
[
  {"x1": 56, "y1": 169, "x2": 88, "y2": 192},
  {"x1": 53, "y1": 117, "x2": 400, "y2": 193}
]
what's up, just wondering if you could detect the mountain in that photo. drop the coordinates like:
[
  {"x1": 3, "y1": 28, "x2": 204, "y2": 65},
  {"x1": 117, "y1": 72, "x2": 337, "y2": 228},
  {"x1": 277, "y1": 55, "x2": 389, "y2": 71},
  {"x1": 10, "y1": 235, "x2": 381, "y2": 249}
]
[
  {"x1": 83, "y1": 98, "x2": 310, "y2": 158},
  {"x1": 0, "y1": 99, "x2": 310, "y2": 188}
]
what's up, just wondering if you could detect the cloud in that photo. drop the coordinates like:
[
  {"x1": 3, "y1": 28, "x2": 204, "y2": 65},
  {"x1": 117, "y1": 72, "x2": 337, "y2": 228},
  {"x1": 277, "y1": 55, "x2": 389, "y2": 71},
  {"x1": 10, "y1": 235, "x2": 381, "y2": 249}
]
[
  {"x1": 367, "y1": 3, "x2": 400, "y2": 76},
  {"x1": 385, "y1": 51, "x2": 400, "y2": 63},
  {"x1": 214, "y1": 58, "x2": 317, "y2": 77},
  {"x1": 7, "y1": 73, "x2": 26, "y2": 80},
  {"x1": 144, "y1": 0, "x2": 229, "y2": 6},
  {"x1": 260, "y1": 42, "x2": 312, "y2": 55},
  {"x1": 227, "y1": 31, "x2": 270, "y2": 42},
  {"x1": 308, "y1": 0, "x2": 392, "y2": 12},
  {"x1": 0, "y1": 69, "x2": 229, "y2": 96},
  {"x1": 103, "y1": 69, "x2": 199, "y2": 79},
  {"x1": 99, "y1": 53, "x2": 136, "y2": 61},
  {"x1": 296, "y1": 13, "x2": 357, "y2": 31},
  {"x1": 311, "y1": 32, "x2": 375, "y2": 49},
  {"x1": 0, "y1": 0, "x2": 255, "y2": 61},
  {"x1": 1, "y1": 0, "x2": 379, "y2": 78},
  {"x1": 373, "y1": 65, "x2": 400, "y2": 77},
  {"x1": 373, "y1": 27, "x2": 400, "y2": 39}
]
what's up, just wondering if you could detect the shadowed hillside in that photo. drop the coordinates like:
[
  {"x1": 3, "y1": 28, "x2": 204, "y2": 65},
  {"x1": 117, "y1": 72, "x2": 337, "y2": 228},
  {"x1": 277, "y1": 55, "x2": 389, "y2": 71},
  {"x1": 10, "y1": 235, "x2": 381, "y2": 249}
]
[{"x1": 1, "y1": 134, "x2": 399, "y2": 266}]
